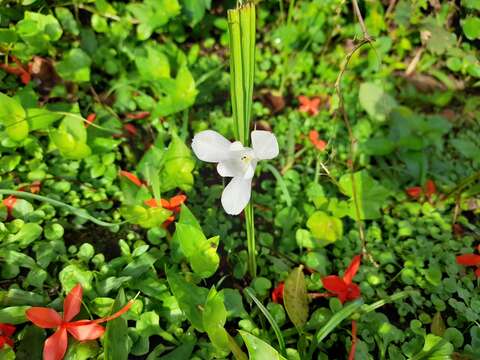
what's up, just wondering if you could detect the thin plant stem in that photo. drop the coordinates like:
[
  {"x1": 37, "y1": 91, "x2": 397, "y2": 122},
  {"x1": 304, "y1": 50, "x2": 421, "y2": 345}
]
[
  {"x1": 335, "y1": 0, "x2": 377, "y2": 265},
  {"x1": 245, "y1": 203, "x2": 256, "y2": 277}
]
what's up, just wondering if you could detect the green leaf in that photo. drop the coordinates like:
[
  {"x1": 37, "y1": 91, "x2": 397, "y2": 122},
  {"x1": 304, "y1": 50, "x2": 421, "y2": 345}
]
[
  {"x1": 104, "y1": 289, "x2": 130, "y2": 360},
  {"x1": 314, "y1": 299, "x2": 363, "y2": 345},
  {"x1": 135, "y1": 44, "x2": 170, "y2": 81},
  {"x1": 165, "y1": 267, "x2": 208, "y2": 331},
  {"x1": 0, "y1": 92, "x2": 28, "y2": 141},
  {"x1": 462, "y1": 17, "x2": 480, "y2": 40},
  {"x1": 15, "y1": 325, "x2": 45, "y2": 359},
  {"x1": 338, "y1": 170, "x2": 390, "y2": 220},
  {"x1": 306, "y1": 211, "x2": 343, "y2": 246},
  {"x1": 358, "y1": 82, "x2": 397, "y2": 122},
  {"x1": 59, "y1": 264, "x2": 93, "y2": 293},
  {"x1": 27, "y1": 108, "x2": 63, "y2": 130},
  {"x1": 283, "y1": 266, "x2": 308, "y2": 330},
  {"x1": 239, "y1": 331, "x2": 287, "y2": 360},
  {"x1": 244, "y1": 288, "x2": 286, "y2": 356},
  {"x1": 64, "y1": 341, "x2": 99, "y2": 360},
  {"x1": 153, "y1": 66, "x2": 198, "y2": 117},
  {"x1": 7, "y1": 223, "x2": 42, "y2": 248},
  {"x1": 56, "y1": 48, "x2": 92, "y2": 82},
  {"x1": 421, "y1": 19, "x2": 456, "y2": 55},
  {"x1": 411, "y1": 334, "x2": 454, "y2": 360},
  {"x1": 174, "y1": 223, "x2": 219, "y2": 278},
  {"x1": 16, "y1": 12, "x2": 63, "y2": 53},
  {"x1": 160, "y1": 134, "x2": 195, "y2": 192},
  {"x1": 0, "y1": 306, "x2": 29, "y2": 324},
  {"x1": 55, "y1": 7, "x2": 79, "y2": 35},
  {"x1": 431, "y1": 313, "x2": 446, "y2": 337},
  {"x1": 203, "y1": 287, "x2": 230, "y2": 353},
  {"x1": 127, "y1": 0, "x2": 181, "y2": 40},
  {"x1": 181, "y1": 0, "x2": 210, "y2": 26}
]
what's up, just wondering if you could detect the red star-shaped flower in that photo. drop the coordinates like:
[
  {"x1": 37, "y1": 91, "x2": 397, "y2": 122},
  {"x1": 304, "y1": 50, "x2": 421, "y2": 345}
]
[{"x1": 321, "y1": 255, "x2": 362, "y2": 304}]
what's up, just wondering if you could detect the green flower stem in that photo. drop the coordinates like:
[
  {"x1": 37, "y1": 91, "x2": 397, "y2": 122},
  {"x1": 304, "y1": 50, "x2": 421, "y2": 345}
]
[
  {"x1": 0, "y1": 189, "x2": 124, "y2": 228},
  {"x1": 228, "y1": 2, "x2": 257, "y2": 278},
  {"x1": 244, "y1": 203, "x2": 256, "y2": 278}
]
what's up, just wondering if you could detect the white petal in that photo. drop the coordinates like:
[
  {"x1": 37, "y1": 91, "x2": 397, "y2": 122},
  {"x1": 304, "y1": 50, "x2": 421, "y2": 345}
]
[
  {"x1": 221, "y1": 177, "x2": 252, "y2": 215},
  {"x1": 243, "y1": 161, "x2": 256, "y2": 179},
  {"x1": 217, "y1": 160, "x2": 245, "y2": 177},
  {"x1": 252, "y1": 130, "x2": 279, "y2": 160},
  {"x1": 191, "y1": 130, "x2": 232, "y2": 163}
]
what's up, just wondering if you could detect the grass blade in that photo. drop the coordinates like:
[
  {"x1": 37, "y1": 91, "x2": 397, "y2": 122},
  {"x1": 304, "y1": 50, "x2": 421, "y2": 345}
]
[{"x1": 244, "y1": 287, "x2": 287, "y2": 356}]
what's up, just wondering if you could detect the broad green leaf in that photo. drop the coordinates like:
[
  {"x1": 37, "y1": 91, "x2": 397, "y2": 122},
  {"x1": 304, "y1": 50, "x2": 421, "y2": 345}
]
[
  {"x1": 59, "y1": 264, "x2": 93, "y2": 293},
  {"x1": 153, "y1": 66, "x2": 198, "y2": 117},
  {"x1": 135, "y1": 44, "x2": 170, "y2": 81},
  {"x1": 56, "y1": 49, "x2": 92, "y2": 82},
  {"x1": 413, "y1": 334, "x2": 454, "y2": 360},
  {"x1": 16, "y1": 11, "x2": 63, "y2": 53},
  {"x1": 136, "y1": 311, "x2": 161, "y2": 338},
  {"x1": 127, "y1": 0, "x2": 181, "y2": 40},
  {"x1": 203, "y1": 287, "x2": 230, "y2": 353},
  {"x1": 358, "y1": 82, "x2": 397, "y2": 122},
  {"x1": 283, "y1": 266, "x2": 308, "y2": 330},
  {"x1": 121, "y1": 205, "x2": 171, "y2": 228},
  {"x1": 306, "y1": 211, "x2": 343, "y2": 246},
  {"x1": 462, "y1": 17, "x2": 480, "y2": 40},
  {"x1": 338, "y1": 170, "x2": 390, "y2": 220},
  {"x1": 7, "y1": 223, "x2": 42, "y2": 248},
  {"x1": 181, "y1": 0, "x2": 210, "y2": 26},
  {"x1": 239, "y1": 331, "x2": 287, "y2": 360},
  {"x1": 27, "y1": 108, "x2": 63, "y2": 130},
  {"x1": 165, "y1": 268, "x2": 208, "y2": 331},
  {"x1": 64, "y1": 341, "x2": 99, "y2": 360},
  {"x1": 0, "y1": 92, "x2": 28, "y2": 141},
  {"x1": 104, "y1": 289, "x2": 130, "y2": 360},
  {"x1": 160, "y1": 134, "x2": 195, "y2": 192},
  {"x1": 174, "y1": 223, "x2": 219, "y2": 278},
  {"x1": 421, "y1": 19, "x2": 456, "y2": 55},
  {"x1": 55, "y1": 7, "x2": 79, "y2": 35},
  {"x1": 0, "y1": 306, "x2": 29, "y2": 324},
  {"x1": 15, "y1": 325, "x2": 45, "y2": 359}
]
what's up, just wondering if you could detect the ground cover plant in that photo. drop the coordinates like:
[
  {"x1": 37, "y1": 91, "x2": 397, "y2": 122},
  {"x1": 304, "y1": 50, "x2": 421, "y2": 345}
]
[{"x1": 0, "y1": 0, "x2": 479, "y2": 359}]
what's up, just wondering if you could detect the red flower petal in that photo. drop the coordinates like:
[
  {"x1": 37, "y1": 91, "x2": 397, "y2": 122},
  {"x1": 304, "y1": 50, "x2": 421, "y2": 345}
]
[
  {"x1": 63, "y1": 284, "x2": 83, "y2": 322},
  {"x1": 322, "y1": 275, "x2": 348, "y2": 294},
  {"x1": 144, "y1": 199, "x2": 160, "y2": 208},
  {"x1": 85, "y1": 113, "x2": 97, "y2": 128},
  {"x1": 89, "y1": 300, "x2": 133, "y2": 324},
  {"x1": 346, "y1": 283, "x2": 361, "y2": 301},
  {"x1": 119, "y1": 170, "x2": 144, "y2": 187},
  {"x1": 272, "y1": 282, "x2": 285, "y2": 303},
  {"x1": 343, "y1": 255, "x2": 361, "y2": 285},
  {"x1": 406, "y1": 187, "x2": 422, "y2": 199},
  {"x1": 26, "y1": 308, "x2": 63, "y2": 328},
  {"x1": 456, "y1": 254, "x2": 480, "y2": 266},
  {"x1": 44, "y1": 328, "x2": 68, "y2": 360},
  {"x1": 169, "y1": 195, "x2": 187, "y2": 209},
  {"x1": 126, "y1": 111, "x2": 150, "y2": 120},
  {"x1": 123, "y1": 123, "x2": 138, "y2": 136},
  {"x1": 424, "y1": 179, "x2": 436, "y2": 198},
  {"x1": 3, "y1": 195, "x2": 17, "y2": 214},
  {"x1": 0, "y1": 336, "x2": 6, "y2": 348},
  {"x1": 347, "y1": 320, "x2": 357, "y2": 360},
  {"x1": 0, "y1": 324, "x2": 16, "y2": 337},
  {"x1": 475, "y1": 268, "x2": 480, "y2": 278},
  {"x1": 67, "y1": 322, "x2": 105, "y2": 341}
]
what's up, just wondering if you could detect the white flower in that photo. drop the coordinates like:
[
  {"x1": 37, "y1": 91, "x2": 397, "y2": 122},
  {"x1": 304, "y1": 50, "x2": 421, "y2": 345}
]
[{"x1": 192, "y1": 130, "x2": 279, "y2": 215}]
